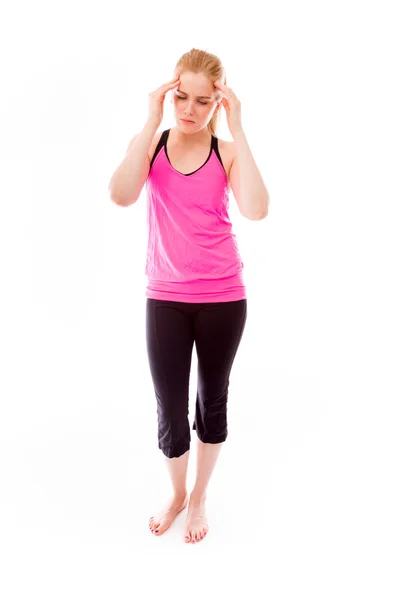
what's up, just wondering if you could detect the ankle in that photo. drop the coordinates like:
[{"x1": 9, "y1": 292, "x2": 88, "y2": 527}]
[
  {"x1": 173, "y1": 490, "x2": 188, "y2": 501},
  {"x1": 190, "y1": 489, "x2": 207, "y2": 503}
]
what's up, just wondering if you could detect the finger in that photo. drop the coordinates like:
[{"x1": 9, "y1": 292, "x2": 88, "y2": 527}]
[
  {"x1": 164, "y1": 77, "x2": 180, "y2": 86},
  {"x1": 161, "y1": 79, "x2": 180, "y2": 91},
  {"x1": 214, "y1": 83, "x2": 230, "y2": 98}
]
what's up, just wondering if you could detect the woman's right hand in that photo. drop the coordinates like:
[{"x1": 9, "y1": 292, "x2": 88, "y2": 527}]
[{"x1": 148, "y1": 77, "x2": 180, "y2": 127}]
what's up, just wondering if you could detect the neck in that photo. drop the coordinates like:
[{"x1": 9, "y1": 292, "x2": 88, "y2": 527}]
[{"x1": 172, "y1": 126, "x2": 211, "y2": 146}]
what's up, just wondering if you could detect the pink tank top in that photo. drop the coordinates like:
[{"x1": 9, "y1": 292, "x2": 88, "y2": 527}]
[{"x1": 144, "y1": 128, "x2": 247, "y2": 303}]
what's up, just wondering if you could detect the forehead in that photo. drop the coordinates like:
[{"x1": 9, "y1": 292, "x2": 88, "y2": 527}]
[{"x1": 177, "y1": 72, "x2": 216, "y2": 99}]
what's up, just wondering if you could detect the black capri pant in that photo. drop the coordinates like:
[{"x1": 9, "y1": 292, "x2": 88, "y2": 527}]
[{"x1": 145, "y1": 298, "x2": 247, "y2": 458}]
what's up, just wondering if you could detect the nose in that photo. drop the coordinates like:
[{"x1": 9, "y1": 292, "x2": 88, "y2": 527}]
[{"x1": 183, "y1": 100, "x2": 195, "y2": 115}]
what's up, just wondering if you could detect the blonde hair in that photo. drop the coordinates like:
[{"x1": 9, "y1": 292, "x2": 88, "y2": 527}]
[{"x1": 174, "y1": 48, "x2": 226, "y2": 137}]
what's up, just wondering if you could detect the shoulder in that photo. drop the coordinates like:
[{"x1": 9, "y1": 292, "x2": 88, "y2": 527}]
[
  {"x1": 148, "y1": 130, "x2": 164, "y2": 159},
  {"x1": 222, "y1": 139, "x2": 240, "y2": 199},
  {"x1": 218, "y1": 139, "x2": 236, "y2": 184},
  {"x1": 202, "y1": 136, "x2": 234, "y2": 177},
  {"x1": 126, "y1": 130, "x2": 164, "y2": 162}
]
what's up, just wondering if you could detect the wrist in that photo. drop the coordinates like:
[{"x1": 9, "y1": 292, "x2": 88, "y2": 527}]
[
  {"x1": 231, "y1": 126, "x2": 244, "y2": 138},
  {"x1": 145, "y1": 119, "x2": 160, "y2": 133}
]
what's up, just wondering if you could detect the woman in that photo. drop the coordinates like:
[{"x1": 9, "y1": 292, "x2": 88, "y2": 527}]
[{"x1": 109, "y1": 48, "x2": 269, "y2": 544}]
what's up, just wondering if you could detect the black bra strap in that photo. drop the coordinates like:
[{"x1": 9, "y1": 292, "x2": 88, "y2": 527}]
[{"x1": 150, "y1": 128, "x2": 224, "y2": 171}]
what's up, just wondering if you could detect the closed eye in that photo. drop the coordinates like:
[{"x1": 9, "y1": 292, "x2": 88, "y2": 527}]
[{"x1": 176, "y1": 95, "x2": 208, "y2": 106}]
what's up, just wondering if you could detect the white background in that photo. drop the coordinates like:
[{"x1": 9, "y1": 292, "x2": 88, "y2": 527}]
[{"x1": 1, "y1": 0, "x2": 399, "y2": 597}]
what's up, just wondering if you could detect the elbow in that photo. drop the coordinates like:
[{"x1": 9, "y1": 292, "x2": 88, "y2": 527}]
[
  {"x1": 251, "y1": 212, "x2": 268, "y2": 221},
  {"x1": 110, "y1": 193, "x2": 136, "y2": 207},
  {"x1": 255, "y1": 196, "x2": 270, "y2": 220},
  {"x1": 242, "y1": 209, "x2": 267, "y2": 221},
  {"x1": 245, "y1": 204, "x2": 269, "y2": 221},
  {"x1": 109, "y1": 181, "x2": 130, "y2": 206},
  {"x1": 109, "y1": 184, "x2": 121, "y2": 205},
  {"x1": 241, "y1": 194, "x2": 269, "y2": 221},
  {"x1": 110, "y1": 195, "x2": 124, "y2": 206}
]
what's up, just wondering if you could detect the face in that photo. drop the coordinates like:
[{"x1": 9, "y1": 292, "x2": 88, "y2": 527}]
[{"x1": 171, "y1": 71, "x2": 222, "y2": 131}]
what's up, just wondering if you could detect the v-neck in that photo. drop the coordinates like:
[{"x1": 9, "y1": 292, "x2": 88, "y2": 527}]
[{"x1": 164, "y1": 128, "x2": 214, "y2": 177}]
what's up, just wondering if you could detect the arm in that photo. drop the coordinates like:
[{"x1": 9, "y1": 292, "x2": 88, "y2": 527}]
[
  {"x1": 108, "y1": 119, "x2": 159, "y2": 207},
  {"x1": 228, "y1": 128, "x2": 270, "y2": 220}
]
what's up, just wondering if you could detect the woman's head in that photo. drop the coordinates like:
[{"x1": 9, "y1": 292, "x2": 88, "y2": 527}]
[{"x1": 171, "y1": 48, "x2": 226, "y2": 137}]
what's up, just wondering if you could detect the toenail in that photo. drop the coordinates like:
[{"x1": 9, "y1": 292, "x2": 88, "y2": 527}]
[{"x1": 155, "y1": 529, "x2": 159, "y2": 532}]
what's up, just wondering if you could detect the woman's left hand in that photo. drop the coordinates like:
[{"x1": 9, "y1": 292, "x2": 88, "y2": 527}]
[{"x1": 214, "y1": 81, "x2": 243, "y2": 135}]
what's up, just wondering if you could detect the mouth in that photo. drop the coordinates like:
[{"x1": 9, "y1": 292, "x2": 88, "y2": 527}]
[{"x1": 181, "y1": 119, "x2": 195, "y2": 124}]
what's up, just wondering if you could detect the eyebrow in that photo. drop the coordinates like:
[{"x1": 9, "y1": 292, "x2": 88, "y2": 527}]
[{"x1": 177, "y1": 89, "x2": 212, "y2": 100}]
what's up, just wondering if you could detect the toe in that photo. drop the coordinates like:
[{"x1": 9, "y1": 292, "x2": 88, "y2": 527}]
[{"x1": 184, "y1": 534, "x2": 190, "y2": 543}]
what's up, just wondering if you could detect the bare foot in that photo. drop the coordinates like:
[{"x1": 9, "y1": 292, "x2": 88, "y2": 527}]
[
  {"x1": 184, "y1": 493, "x2": 208, "y2": 544},
  {"x1": 149, "y1": 494, "x2": 188, "y2": 536}
]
